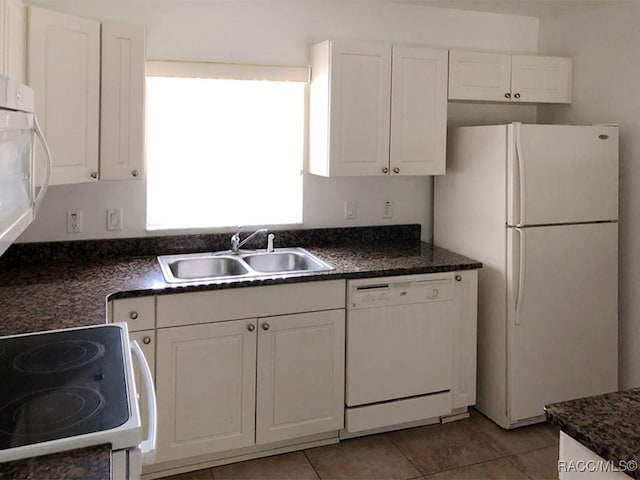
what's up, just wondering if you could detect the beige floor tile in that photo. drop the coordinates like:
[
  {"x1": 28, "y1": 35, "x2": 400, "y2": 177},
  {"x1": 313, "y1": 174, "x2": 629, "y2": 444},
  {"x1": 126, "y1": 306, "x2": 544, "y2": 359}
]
[
  {"x1": 468, "y1": 409, "x2": 560, "y2": 455},
  {"x1": 211, "y1": 451, "x2": 319, "y2": 480},
  {"x1": 507, "y1": 445, "x2": 560, "y2": 480},
  {"x1": 160, "y1": 469, "x2": 214, "y2": 480},
  {"x1": 305, "y1": 434, "x2": 421, "y2": 480},
  {"x1": 386, "y1": 420, "x2": 503, "y2": 476},
  {"x1": 425, "y1": 458, "x2": 530, "y2": 479}
]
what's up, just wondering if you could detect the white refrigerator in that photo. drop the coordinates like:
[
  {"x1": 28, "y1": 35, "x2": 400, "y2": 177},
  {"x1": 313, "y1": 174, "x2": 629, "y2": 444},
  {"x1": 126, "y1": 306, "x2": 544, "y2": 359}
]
[{"x1": 434, "y1": 123, "x2": 618, "y2": 429}]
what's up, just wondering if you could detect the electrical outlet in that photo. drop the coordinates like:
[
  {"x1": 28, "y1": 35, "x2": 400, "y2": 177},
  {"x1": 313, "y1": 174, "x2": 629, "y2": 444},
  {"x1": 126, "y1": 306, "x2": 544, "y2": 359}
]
[
  {"x1": 344, "y1": 201, "x2": 356, "y2": 220},
  {"x1": 383, "y1": 200, "x2": 393, "y2": 219},
  {"x1": 67, "y1": 211, "x2": 83, "y2": 233},
  {"x1": 107, "y1": 208, "x2": 123, "y2": 231}
]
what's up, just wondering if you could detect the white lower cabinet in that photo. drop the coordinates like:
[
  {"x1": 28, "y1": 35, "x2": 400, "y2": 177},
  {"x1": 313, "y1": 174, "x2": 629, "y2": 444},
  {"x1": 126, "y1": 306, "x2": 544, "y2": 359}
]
[
  {"x1": 155, "y1": 319, "x2": 257, "y2": 463},
  {"x1": 152, "y1": 280, "x2": 347, "y2": 466},
  {"x1": 256, "y1": 310, "x2": 345, "y2": 444},
  {"x1": 451, "y1": 270, "x2": 478, "y2": 410},
  {"x1": 155, "y1": 310, "x2": 345, "y2": 463}
]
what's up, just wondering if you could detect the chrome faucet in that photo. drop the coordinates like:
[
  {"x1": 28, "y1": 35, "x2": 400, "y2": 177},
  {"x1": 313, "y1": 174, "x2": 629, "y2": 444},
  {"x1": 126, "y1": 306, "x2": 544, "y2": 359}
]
[{"x1": 230, "y1": 227, "x2": 268, "y2": 254}]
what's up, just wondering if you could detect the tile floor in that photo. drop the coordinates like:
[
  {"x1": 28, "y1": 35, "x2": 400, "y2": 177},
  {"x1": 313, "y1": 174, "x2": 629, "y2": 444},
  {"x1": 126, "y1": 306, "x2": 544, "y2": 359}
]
[{"x1": 160, "y1": 409, "x2": 560, "y2": 480}]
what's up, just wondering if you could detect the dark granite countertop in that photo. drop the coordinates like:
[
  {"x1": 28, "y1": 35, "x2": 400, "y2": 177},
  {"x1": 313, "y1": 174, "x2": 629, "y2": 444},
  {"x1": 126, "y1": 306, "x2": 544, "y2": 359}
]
[
  {"x1": 0, "y1": 225, "x2": 481, "y2": 479},
  {"x1": 545, "y1": 388, "x2": 640, "y2": 479},
  {"x1": 0, "y1": 242, "x2": 481, "y2": 337}
]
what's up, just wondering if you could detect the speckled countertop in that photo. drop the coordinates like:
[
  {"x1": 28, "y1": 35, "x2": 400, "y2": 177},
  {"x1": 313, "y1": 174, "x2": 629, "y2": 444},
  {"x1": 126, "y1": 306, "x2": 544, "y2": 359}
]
[
  {"x1": 545, "y1": 389, "x2": 640, "y2": 479},
  {"x1": 0, "y1": 226, "x2": 481, "y2": 479}
]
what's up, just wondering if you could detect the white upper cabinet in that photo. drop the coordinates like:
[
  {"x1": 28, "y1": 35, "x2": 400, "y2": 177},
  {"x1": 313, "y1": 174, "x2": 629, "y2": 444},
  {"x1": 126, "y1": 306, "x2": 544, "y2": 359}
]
[
  {"x1": 310, "y1": 40, "x2": 391, "y2": 177},
  {"x1": 510, "y1": 54, "x2": 573, "y2": 104},
  {"x1": 28, "y1": 6, "x2": 100, "y2": 185},
  {"x1": 390, "y1": 46, "x2": 448, "y2": 176},
  {"x1": 28, "y1": 7, "x2": 145, "y2": 185},
  {"x1": 309, "y1": 40, "x2": 447, "y2": 177},
  {"x1": 448, "y1": 49, "x2": 572, "y2": 104},
  {"x1": 100, "y1": 23, "x2": 146, "y2": 180},
  {"x1": 0, "y1": 0, "x2": 27, "y2": 83}
]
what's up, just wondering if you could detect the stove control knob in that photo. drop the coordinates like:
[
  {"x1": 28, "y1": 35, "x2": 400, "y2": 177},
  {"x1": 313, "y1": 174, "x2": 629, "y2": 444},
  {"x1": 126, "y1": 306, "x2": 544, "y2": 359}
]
[
  {"x1": 129, "y1": 311, "x2": 139, "y2": 320},
  {"x1": 142, "y1": 336, "x2": 152, "y2": 345}
]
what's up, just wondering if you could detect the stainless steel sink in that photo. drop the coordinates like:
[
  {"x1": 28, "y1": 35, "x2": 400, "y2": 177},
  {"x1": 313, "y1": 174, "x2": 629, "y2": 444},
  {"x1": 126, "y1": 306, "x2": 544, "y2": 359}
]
[
  {"x1": 243, "y1": 251, "x2": 329, "y2": 273},
  {"x1": 158, "y1": 247, "x2": 334, "y2": 284},
  {"x1": 165, "y1": 255, "x2": 249, "y2": 280}
]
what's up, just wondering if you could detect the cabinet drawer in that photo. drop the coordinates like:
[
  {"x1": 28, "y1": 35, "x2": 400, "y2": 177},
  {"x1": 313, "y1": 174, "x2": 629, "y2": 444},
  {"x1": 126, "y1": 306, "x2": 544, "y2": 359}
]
[
  {"x1": 157, "y1": 280, "x2": 346, "y2": 328},
  {"x1": 111, "y1": 296, "x2": 155, "y2": 331}
]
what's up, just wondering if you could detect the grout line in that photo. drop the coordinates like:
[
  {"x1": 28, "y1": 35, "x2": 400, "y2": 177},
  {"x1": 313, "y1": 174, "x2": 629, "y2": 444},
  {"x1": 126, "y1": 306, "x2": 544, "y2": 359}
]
[
  {"x1": 503, "y1": 454, "x2": 537, "y2": 480},
  {"x1": 384, "y1": 431, "x2": 429, "y2": 477},
  {"x1": 302, "y1": 449, "x2": 322, "y2": 480}
]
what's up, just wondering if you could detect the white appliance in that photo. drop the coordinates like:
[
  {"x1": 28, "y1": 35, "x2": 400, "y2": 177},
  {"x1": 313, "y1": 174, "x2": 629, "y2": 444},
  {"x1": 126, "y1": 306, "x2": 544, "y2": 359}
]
[
  {"x1": 343, "y1": 273, "x2": 455, "y2": 435},
  {"x1": 434, "y1": 123, "x2": 618, "y2": 429},
  {"x1": 0, "y1": 323, "x2": 157, "y2": 480},
  {"x1": 0, "y1": 74, "x2": 50, "y2": 257}
]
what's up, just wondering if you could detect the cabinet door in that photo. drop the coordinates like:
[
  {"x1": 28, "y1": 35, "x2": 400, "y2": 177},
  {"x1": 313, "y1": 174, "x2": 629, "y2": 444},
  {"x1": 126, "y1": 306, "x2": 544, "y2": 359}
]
[
  {"x1": 100, "y1": 23, "x2": 146, "y2": 180},
  {"x1": 451, "y1": 270, "x2": 478, "y2": 409},
  {"x1": 28, "y1": 7, "x2": 100, "y2": 185},
  {"x1": 256, "y1": 310, "x2": 345, "y2": 444},
  {"x1": 511, "y1": 54, "x2": 572, "y2": 104},
  {"x1": 0, "y1": 0, "x2": 26, "y2": 83},
  {"x1": 129, "y1": 330, "x2": 155, "y2": 447},
  {"x1": 390, "y1": 46, "x2": 448, "y2": 176},
  {"x1": 310, "y1": 40, "x2": 391, "y2": 177},
  {"x1": 448, "y1": 50, "x2": 511, "y2": 102},
  {"x1": 156, "y1": 320, "x2": 257, "y2": 463}
]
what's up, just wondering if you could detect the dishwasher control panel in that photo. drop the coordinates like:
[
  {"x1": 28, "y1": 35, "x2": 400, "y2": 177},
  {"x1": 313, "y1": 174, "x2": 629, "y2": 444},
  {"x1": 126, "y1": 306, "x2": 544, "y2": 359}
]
[{"x1": 348, "y1": 273, "x2": 455, "y2": 309}]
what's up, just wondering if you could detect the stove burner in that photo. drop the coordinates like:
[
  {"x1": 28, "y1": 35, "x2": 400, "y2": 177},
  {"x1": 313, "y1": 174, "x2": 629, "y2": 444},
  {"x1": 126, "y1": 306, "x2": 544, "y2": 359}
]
[
  {"x1": 0, "y1": 387, "x2": 105, "y2": 437},
  {"x1": 13, "y1": 340, "x2": 105, "y2": 374}
]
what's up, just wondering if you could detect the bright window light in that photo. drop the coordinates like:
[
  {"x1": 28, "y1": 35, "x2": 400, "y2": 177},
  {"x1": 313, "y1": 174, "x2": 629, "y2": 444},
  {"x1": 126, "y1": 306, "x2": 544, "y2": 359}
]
[{"x1": 146, "y1": 70, "x2": 305, "y2": 230}]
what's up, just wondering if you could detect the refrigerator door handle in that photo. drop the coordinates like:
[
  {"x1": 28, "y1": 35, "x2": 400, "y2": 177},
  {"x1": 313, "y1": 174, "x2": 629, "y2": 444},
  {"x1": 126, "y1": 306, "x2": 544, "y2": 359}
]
[
  {"x1": 514, "y1": 122, "x2": 526, "y2": 227},
  {"x1": 514, "y1": 227, "x2": 526, "y2": 325}
]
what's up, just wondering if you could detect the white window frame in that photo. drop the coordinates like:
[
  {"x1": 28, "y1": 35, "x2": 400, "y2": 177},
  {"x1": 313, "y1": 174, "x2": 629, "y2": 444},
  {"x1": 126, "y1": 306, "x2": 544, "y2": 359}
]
[{"x1": 145, "y1": 60, "x2": 309, "y2": 232}]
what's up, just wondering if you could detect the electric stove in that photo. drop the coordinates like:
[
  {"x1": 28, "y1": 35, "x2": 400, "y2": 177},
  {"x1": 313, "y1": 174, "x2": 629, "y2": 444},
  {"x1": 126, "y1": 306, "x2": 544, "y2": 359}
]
[{"x1": 0, "y1": 323, "x2": 149, "y2": 465}]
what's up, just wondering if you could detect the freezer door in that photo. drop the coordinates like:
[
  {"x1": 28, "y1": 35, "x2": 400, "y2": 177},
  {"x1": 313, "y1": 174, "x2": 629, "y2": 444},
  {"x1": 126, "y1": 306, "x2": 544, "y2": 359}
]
[
  {"x1": 507, "y1": 223, "x2": 618, "y2": 424},
  {"x1": 507, "y1": 124, "x2": 618, "y2": 226}
]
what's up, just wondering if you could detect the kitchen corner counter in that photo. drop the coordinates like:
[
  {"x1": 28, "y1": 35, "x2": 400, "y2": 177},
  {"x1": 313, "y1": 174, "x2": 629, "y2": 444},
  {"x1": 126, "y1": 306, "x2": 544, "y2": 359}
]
[{"x1": 545, "y1": 388, "x2": 640, "y2": 479}]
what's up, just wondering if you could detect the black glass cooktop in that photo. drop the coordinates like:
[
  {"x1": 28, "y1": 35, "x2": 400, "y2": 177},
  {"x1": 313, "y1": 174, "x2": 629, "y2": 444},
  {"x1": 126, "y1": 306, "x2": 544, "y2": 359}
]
[{"x1": 0, "y1": 325, "x2": 130, "y2": 449}]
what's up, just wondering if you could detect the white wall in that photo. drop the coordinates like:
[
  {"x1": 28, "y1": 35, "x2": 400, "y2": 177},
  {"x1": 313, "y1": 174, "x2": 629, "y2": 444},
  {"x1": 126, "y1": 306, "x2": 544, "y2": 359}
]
[
  {"x1": 20, "y1": 0, "x2": 539, "y2": 243},
  {"x1": 538, "y1": 2, "x2": 640, "y2": 388}
]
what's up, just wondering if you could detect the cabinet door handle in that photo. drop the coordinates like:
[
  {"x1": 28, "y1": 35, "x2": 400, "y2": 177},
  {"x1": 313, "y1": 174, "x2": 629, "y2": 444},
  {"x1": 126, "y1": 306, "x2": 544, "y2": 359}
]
[
  {"x1": 393, "y1": 167, "x2": 400, "y2": 174},
  {"x1": 132, "y1": 169, "x2": 140, "y2": 177},
  {"x1": 247, "y1": 324, "x2": 255, "y2": 332},
  {"x1": 382, "y1": 167, "x2": 389, "y2": 174},
  {"x1": 142, "y1": 336, "x2": 152, "y2": 345},
  {"x1": 504, "y1": 93, "x2": 511, "y2": 99},
  {"x1": 514, "y1": 93, "x2": 521, "y2": 99},
  {"x1": 455, "y1": 275, "x2": 462, "y2": 282},
  {"x1": 90, "y1": 171, "x2": 98, "y2": 179},
  {"x1": 261, "y1": 322, "x2": 270, "y2": 331},
  {"x1": 129, "y1": 311, "x2": 139, "y2": 320}
]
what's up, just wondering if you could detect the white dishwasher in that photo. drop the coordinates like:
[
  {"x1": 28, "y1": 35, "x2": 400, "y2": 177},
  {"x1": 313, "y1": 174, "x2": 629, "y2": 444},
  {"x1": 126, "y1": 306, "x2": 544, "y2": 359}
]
[{"x1": 344, "y1": 273, "x2": 454, "y2": 435}]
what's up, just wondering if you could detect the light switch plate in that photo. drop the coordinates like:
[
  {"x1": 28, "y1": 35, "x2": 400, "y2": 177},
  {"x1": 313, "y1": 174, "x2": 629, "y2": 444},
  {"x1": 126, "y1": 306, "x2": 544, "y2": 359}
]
[{"x1": 107, "y1": 208, "x2": 123, "y2": 231}]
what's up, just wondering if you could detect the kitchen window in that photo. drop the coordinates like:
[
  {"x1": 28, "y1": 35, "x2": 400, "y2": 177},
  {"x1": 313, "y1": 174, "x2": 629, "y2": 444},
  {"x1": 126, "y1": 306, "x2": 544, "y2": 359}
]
[{"x1": 145, "y1": 61, "x2": 307, "y2": 230}]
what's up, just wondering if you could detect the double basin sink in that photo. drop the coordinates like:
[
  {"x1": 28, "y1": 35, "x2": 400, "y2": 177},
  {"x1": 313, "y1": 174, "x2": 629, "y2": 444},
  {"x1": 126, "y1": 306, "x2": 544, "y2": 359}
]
[{"x1": 158, "y1": 247, "x2": 334, "y2": 284}]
